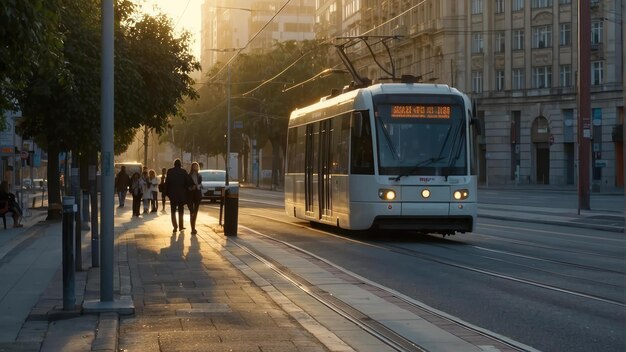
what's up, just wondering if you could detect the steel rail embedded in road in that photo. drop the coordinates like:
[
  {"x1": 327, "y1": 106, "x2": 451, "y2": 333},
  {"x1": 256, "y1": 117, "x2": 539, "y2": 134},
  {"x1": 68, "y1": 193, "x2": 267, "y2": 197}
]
[
  {"x1": 228, "y1": 230, "x2": 424, "y2": 352},
  {"x1": 223, "y1": 215, "x2": 535, "y2": 352}
]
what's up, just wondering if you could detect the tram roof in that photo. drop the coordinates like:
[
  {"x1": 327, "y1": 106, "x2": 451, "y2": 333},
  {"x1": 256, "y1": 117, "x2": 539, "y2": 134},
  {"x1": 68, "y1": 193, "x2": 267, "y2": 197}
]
[{"x1": 290, "y1": 83, "x2": 464, "y2": 120}]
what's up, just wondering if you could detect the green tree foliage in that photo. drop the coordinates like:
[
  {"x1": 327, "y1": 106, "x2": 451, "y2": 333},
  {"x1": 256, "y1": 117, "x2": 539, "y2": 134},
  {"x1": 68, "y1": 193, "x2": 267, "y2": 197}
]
[
  {"x1": 17, "y1": 0, "x2": 199, "y2": 218},
  {"x1": 181, "y1": 40, "x2": 347, "y2": 182},
  {"x1": 0, "y1": 0, "x2": 63, "y2": 120}
]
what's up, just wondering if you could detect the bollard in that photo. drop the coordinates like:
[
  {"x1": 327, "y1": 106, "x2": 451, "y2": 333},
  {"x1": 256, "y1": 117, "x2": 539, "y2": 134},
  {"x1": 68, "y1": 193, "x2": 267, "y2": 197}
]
[
  {"x1": 223, "y1": 186, "x2": 239, "y2": 236},
  {"x1": 62, "y1": 196, "x2": 76, "y2": 310}
]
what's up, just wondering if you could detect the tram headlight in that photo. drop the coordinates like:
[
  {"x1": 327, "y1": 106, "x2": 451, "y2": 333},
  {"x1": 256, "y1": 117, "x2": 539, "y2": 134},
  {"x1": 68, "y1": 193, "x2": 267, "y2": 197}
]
[
  {"x1": 378, "y1": 189, "x2": 396, "y2": 200},
  {"x1": 453, "y1": 189, "x2": 469, "y2": 200},
  {"x1": 421, "y1": 189, "x2": 431, "y2": 198}
]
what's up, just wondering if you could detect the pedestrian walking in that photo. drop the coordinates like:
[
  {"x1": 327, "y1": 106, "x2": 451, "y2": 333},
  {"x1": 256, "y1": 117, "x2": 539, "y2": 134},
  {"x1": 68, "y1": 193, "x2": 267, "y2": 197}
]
[
  {"x1": 141, "y1": 170, "x2": 151, "y2": 214},
  {"x1": 165, "y1": 159, "x2": 191, "y2": 232},
  {"x1": 187, "y1": 162, "x2": 203, "y2": 235},
  {"x1": 129, "y1": 172, "x2": 144, "y2": 217},
  {"x1": 115, "y1": 165, "x2": 131, "y2": 207},
  {"x1": 0, "y1": 180, "x2": 23, "y2": 227},
  {"x1": 159, "y1": 167, "x2": 167, "y2": 210},
  {"x1": 148, "y1": 169, "x2": 159, "y2": 212}
]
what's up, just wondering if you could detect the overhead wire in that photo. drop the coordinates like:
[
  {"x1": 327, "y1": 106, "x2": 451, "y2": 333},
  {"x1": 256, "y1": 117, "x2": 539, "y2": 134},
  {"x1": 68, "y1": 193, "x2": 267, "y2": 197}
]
[
  {"x1": 206, "y1": 0, "x2": 294, "y2": 83},
  {"x1": 240, "y1": 0, "x2": 428, "y2": 96}
]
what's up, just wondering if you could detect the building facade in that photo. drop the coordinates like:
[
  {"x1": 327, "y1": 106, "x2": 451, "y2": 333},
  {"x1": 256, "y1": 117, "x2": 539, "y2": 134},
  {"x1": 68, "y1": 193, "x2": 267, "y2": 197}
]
[
  {"x1": 316, "y1": 0, "x2": 624, "y2": 188},
  {"x1": 201, "y1": 0, "x2": 316, "y2": 75},
  {"x1": 464, "y1": 0, "x2": 623, "y2": 189}
]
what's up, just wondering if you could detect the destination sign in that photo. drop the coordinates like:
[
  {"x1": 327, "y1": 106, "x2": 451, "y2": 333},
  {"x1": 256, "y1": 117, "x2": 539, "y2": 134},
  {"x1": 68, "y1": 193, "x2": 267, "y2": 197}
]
[{"x1": 391, "y1": 105, "x2": 451, "y2": 119}]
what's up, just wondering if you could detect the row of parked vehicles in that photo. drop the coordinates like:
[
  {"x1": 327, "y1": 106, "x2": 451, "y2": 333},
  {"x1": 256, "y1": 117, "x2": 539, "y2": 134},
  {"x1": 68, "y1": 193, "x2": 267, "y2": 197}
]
[{"x1": 21, "y1": 178, "x2": 47, "y2": 191}]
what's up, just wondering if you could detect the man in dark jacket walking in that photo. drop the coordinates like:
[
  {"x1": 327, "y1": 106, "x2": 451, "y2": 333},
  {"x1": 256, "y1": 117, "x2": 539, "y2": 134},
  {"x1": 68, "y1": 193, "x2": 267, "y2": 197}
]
[
  {"x1": 115, "y1": 166, "x2": 131, "y2": 207},
  {"x1": 165, "y1": 159, "x2": 191, "y2": 232}
]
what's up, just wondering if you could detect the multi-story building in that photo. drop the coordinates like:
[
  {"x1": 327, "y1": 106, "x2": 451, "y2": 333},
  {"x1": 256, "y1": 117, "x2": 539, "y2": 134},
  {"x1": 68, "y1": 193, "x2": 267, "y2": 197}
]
[
  {"x1": 464, "y1": 0, "x2": 623, "y2": 189},
  {"x1": 319, "y1": 0, "x2": 624, "y2": 189},
  {"x1": 248, "y1": 0, "x2": 316, "y2": 50},
  {"x1": 201, "y1": 0, "x2": 316, "y2": 76},
  {"x1": 200, "y1": 0, "x2": 252, "y2": 75}
]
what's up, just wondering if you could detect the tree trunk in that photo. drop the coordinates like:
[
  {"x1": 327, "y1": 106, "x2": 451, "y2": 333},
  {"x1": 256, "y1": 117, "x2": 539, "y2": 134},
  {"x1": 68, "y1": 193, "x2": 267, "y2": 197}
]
[
  {"x1": 46, "y1": 142, "x2": 62, "y2": 220},
  {"x1": 143, "y1": 125, "x2": 149, "y2": 168}
]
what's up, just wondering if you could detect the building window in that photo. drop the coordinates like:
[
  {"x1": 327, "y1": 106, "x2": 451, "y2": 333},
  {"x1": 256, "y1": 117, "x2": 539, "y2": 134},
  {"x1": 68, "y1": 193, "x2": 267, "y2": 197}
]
[
  {"x1": 472, "y1": 0, "x2": 483, "y2": 14},
  {"x1": 496, "y1": 70, "x2": 505, "y2": 91},
  {"x1": 495, "y1": 0, "x2": 505, "y2": 13},
  {"x1": 495, "y1": 31, "x2": 505, "y2": 53},
  {"x1": 472, "y1": 33, "x2": 484, "y2": 53},
  {"x1": 512, "y1": 0, "x2": 524, "y2": 11},
  {"x1": 559, "y1": 0, "x2": 571, "y2": 3},
  {"x1": 559, "y1": 23, "x2": 571, "y2": 46},
  {"x1": 591, "y1": 21, "x2": 603, "y2": 44},
  {"x1": 532, "y1": 0, "x2": 552, "y2": 8},
  {"x1": 592, "y1": 61, "x2": 604, "y2": 85},
  {"x1": 472, "y1": 70, "x2": 483, "y2": 93},
  {"x1": 532, "y1": 66, "x2": 552, "y2": 88},
  {"x1": 532, "y1": 25, "x2": 553, "y2": 48},
  {"x1": 513, "y1": 68, "x2": 525, "y2": 89},
  {"x1": 513, "y1": 29, "x2": 524, "y2": 50},
  {"x1": 559, "y1": 65, "x2": 572, "y2": 87}
]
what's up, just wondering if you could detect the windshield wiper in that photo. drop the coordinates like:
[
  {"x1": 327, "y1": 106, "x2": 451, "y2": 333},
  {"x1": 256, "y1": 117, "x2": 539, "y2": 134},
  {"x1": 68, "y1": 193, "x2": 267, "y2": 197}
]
[
  {"x1": 393, "y1": 156, "x2": 446, "y2": 181},
  {"x1": 376, "y1": 117, "x2": 399, "y2": 160}
]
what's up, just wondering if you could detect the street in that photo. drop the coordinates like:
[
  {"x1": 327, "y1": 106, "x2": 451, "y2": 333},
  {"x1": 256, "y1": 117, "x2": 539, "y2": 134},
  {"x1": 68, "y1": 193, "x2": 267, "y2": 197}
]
[
  {"x1": 208, "y1": 187, "x2": 625, "y2": 352},
  {"x1": 0, "y1": 187, "x2": 624, "y2": 352}
]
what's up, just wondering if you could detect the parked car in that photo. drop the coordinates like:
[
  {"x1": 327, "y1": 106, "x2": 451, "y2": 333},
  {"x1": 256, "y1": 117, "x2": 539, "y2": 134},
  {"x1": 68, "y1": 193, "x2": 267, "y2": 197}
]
[
  {"x1": 33, "y1": 178, "x2": 47, "y2": 191},
  {"x1": 22, "y1": 178, "x2": 33, "y2": 190},
  {"x1": 198, "y1": 169, "x2": 238, "y2": 202}
]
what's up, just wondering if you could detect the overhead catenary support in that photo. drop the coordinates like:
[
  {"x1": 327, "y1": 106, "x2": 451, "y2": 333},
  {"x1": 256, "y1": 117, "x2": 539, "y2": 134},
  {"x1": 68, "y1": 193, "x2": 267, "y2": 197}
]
[{"x1": 577, "y1": 0, "x2": 591, "y2": 212}]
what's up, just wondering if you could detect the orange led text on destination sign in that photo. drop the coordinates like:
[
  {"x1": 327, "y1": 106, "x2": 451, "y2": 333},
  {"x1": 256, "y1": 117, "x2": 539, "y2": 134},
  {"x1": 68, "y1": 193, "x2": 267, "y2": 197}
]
[{"x1": 391, "y1": 105, "x2": 451, "y2": 119}]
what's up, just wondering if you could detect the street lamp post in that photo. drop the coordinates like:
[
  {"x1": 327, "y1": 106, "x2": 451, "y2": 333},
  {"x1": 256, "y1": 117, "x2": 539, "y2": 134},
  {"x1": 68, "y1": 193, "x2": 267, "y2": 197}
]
[{"x1": 226, "y1": 63, "x2": 231, "y2": 186}]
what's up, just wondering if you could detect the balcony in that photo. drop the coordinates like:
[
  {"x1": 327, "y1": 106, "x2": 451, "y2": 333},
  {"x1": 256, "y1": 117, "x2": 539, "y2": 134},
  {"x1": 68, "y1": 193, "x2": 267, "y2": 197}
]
[{"x1": 590, "y1": 43, "x2": 603, "y2": 51}]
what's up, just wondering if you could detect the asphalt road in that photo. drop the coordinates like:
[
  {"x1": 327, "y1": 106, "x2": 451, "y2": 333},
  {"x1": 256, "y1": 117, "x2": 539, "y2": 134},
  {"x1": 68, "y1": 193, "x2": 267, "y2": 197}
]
[{"x1": 204, "y1": 188, "x2": 626, "y2": 352}]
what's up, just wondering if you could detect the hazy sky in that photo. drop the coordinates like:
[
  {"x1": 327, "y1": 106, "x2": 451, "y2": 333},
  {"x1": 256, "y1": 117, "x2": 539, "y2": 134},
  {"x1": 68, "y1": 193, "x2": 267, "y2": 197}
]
[{"x1": 135, "y1": 0, "x2": 203, "y2": 59}]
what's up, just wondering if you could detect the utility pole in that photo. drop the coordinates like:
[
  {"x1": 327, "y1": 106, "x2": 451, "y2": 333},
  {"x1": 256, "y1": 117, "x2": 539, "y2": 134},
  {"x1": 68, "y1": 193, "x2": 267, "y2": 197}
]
[
  {"x1": 226, "y1": 62, "x2": 231, "y2": 186},
  {"x1": 577, "y1": 0, "x2": 591, "y2": 212},
  {"x1": 100, "y1": 0, "x2": 115, "y2": 302}
]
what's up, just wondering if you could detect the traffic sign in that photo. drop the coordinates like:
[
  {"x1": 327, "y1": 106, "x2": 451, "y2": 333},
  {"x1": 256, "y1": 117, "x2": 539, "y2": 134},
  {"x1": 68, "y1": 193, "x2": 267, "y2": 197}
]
[{"x1": 20, "y1": 151, "x2": 29, "y2": 160}]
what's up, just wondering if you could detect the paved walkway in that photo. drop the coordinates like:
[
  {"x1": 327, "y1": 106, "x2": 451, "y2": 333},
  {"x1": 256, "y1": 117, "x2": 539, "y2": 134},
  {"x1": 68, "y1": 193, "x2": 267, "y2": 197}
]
[{"x1": 0, "y1": 188, "x2": 622, "y2": 352}]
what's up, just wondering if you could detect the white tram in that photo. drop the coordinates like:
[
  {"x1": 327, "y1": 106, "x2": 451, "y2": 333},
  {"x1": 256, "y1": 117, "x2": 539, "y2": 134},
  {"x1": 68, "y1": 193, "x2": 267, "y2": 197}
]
[{"x1": 284, "y1": 83, "x2": 480, "y2": 235}]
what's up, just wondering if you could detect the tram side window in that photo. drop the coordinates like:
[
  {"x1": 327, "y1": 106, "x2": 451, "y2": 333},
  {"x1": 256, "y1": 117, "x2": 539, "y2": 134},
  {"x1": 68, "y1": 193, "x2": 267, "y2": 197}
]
[
  {"x1": 351, "y1": 111, "x2": 374, "y2": 174},
  {"x1": 287, "y1": 126, "x2": 305, "y2": 173},
  {"x1": 330, "y1": 114, "x2": 350, "y2": 174}
]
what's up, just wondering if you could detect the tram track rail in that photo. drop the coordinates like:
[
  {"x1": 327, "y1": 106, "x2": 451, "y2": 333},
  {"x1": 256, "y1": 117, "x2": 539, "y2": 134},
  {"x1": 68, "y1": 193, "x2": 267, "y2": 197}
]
[
  {"x1": 200, "y1": 207, "x2": 540, "y2": 351},
  {"x1": 231, "y1": 207, "x2": 625, "y2": 307},
  {"x1": 218, "y1": 225, "x2": 534, "y2": 352}
]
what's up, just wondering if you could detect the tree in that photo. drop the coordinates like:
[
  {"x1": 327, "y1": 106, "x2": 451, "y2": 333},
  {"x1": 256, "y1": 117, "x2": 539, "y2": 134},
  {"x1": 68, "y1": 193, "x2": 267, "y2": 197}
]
[
  {"x1": 181, "y1": 40, "x2": 347, "y2": 186},
  {"x1": 0, "y1": 0, "x2": 63, "y2": 122},
  {"x1": 18, "y1": 0, "x2": 199, "y2": 219}
]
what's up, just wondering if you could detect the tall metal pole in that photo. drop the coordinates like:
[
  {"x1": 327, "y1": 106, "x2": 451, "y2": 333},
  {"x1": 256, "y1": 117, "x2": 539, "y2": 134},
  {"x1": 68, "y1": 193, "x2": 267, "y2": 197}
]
[
  {"x1": 577, "y1": 0, "x2": 591, "y2": 212},
  {"x1": 226, "y1": 63, "x2": 231, "y2": 186},
  {"x1": 100, "y1": 0, "x2": 114, "y2": 302}
]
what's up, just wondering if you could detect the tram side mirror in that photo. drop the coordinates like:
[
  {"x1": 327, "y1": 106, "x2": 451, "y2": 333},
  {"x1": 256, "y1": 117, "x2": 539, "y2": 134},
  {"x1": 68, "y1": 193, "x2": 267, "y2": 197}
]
[
  {"x1": 471, "y1": 117, "x2": 482, "y2": 135},
  {"x1": 353, "y1": 112, "x2": 363, "y2": 138}
]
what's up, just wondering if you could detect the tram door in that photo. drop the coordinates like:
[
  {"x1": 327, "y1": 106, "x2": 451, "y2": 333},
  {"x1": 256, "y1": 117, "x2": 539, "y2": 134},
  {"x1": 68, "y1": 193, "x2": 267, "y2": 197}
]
[
  {"x1": 319, "y1": 120, "x2": 332, "y2": 218},
  {"x1": 304, "y1": 124, "x2": 317, "y2": 215}
]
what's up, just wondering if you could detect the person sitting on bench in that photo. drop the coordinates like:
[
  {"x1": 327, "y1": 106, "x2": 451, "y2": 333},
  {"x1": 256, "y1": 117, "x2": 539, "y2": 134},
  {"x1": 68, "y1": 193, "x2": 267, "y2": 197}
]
[{"x1": 0, "y1": 180, "x2": 23, "y2": 228}]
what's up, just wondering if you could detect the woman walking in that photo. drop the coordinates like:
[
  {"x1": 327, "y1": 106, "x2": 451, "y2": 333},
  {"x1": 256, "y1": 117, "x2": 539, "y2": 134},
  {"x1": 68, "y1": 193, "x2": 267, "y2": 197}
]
[
  {"x1": 159, "y1": 167, "x2": 167, "y2": 210},
  {"x1": 129, "y1": 172, "x2": 144, "y2": 217},
  {"x1": 148, "y1": 169, "x2": 159, "y2": 213},
  {"x1": 187, "y1": 162, "x2": 203, "y2": 235},
  {"x1": 141, "y1": 170, "x2": 152, "y2": 214}
]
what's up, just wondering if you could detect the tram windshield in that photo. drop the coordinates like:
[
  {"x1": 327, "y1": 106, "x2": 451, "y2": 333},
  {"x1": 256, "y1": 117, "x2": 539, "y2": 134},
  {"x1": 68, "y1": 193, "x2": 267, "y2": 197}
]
[{"x1": 372, "y1": 94, "x2": 467, "y2": 177}]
